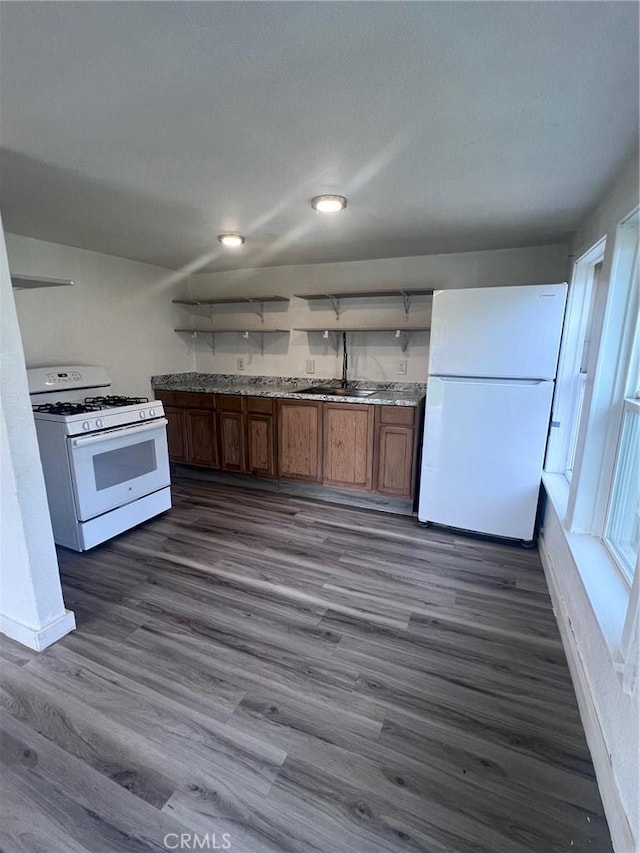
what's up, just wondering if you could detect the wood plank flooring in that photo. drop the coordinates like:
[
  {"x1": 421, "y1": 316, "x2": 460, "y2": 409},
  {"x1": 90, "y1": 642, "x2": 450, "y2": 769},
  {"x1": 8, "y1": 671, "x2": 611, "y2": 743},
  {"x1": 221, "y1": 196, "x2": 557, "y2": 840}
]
[{"x1": 0, "y1": 479, "x2": 612, "y2": 852}]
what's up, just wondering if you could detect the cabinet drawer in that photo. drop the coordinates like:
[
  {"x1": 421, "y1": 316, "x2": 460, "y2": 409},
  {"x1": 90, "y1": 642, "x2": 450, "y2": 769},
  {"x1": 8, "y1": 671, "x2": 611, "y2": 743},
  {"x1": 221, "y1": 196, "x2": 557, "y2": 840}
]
[
  {"x1": 153, "y1": 390, "x2": 175, "y2": 406},
  {"x1": 378, "y1": 405, "x2": 415, "y2": 426},
  {"x1": 246, "y1": 396, "x2": 275, "y2": 415},
  {"x1": 172, "y1": 391, "x2": 215, "y2": 409},
  {"x1": 218, "y1": 395, "x2": 243, "y2": 412}
]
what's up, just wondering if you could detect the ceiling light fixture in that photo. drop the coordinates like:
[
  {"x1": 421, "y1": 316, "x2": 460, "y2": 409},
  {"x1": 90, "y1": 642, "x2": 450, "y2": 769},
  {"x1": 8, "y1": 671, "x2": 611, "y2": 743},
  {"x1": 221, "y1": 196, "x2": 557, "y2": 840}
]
[
  {"x1": 311, "y1": 194, "x2": 347, "y2": 213},
  {"x1": 218, "y1": 234, "x2": 245, "y2": 247}
]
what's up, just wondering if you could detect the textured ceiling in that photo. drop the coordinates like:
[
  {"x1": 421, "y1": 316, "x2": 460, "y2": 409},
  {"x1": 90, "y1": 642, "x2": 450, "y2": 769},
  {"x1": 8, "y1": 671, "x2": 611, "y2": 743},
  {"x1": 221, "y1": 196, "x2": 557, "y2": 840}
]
[{"x1": 0, "y1": 2, "x2": 638, "y2": 272}]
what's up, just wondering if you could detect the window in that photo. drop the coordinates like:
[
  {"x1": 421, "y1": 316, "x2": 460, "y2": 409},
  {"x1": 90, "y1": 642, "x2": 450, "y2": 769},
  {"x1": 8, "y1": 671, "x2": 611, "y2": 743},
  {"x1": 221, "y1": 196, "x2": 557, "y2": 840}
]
[
  {"x1": 546, "y1": 240, "x2": 606, "y2": 480},
  {"x1": 566, "y1": 261, "x2": 602, "y2": 480},
  {"x1": 557, "y1": 208, "x2": 639, "y2": 584},
  {"x1": 603, "y1": 226, "x2": 639, "y2": 581},
  {"x1": 605, "y1": 398, "x2": 639, "y2": 580}
]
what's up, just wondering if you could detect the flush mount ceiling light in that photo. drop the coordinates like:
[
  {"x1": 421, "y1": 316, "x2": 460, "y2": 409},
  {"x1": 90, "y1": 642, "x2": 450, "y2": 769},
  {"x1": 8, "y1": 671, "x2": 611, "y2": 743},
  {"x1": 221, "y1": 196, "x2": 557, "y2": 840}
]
[
  {"x1": 217, "y1": 234, "x2": 245, "y2": 247},
  {"x1": 311, "y1": 194, "x2": 347, "y2": 213}
]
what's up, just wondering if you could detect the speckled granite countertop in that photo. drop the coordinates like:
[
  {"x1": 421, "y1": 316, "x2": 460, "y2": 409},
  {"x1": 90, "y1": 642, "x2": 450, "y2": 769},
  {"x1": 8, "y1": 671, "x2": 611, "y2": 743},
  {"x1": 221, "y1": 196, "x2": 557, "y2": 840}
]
[{"x1": 151, "y1": 373, "x2": 426, "y2": 407}]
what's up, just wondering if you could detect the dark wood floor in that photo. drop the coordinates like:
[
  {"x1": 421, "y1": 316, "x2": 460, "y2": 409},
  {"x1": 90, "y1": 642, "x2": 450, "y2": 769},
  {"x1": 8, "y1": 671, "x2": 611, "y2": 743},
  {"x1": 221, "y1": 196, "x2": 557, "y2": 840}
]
[{"x1": 0, "y1": 479, "x2": 612, "y2": 852}]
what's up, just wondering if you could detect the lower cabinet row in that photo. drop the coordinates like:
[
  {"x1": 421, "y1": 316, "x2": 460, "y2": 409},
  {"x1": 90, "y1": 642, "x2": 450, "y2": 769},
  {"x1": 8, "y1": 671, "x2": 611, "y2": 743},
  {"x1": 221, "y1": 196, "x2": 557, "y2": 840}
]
[{"x1": 155, "y1": 391, "x2": 422, "y2": 499}]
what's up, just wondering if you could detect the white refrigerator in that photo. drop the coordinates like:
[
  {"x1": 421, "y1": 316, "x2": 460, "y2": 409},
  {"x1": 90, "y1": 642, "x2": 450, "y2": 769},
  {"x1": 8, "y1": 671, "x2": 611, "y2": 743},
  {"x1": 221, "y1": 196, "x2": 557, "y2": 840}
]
[{"x1": 418, "y1": 283, "x2": 567, "y2": 543}]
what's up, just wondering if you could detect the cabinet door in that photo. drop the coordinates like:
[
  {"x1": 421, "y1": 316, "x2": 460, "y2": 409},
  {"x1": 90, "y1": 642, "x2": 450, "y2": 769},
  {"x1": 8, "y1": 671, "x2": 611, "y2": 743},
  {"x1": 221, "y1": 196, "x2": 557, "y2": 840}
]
[
  {"x1": 164, "y1": 406, "x2": 187, "y2": 462},
  {"x1": 174, "y1": 391, "x2": 215, "y2": 410},
  {"x1": 278, "y1": 401, "x2": 322, "y2": 482},
  {"x1": 376, "y1": 425, "x2": 415, "y2": 497},
  {"x1": 246, "y1": 412, "x2": 276, "y2": 476},
  {"x1": 219, "y1": 411, "x2": 245, "y2": 472},
  {"x1": 323, "y1": 403, "x2": 374, "y2": 490},
  {"x1": 185, "y1": 410, "x2": 219, "y2": 468}
]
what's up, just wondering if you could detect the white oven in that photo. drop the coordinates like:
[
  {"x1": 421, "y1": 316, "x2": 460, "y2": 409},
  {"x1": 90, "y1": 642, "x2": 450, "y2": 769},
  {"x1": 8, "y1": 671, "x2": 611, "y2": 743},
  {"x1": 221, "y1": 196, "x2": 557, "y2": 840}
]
[
  {"x1": 68, "y1": 419, "x2": 170, "y2": 521},
  {"x1": 28, "y1": 364, "x2": 172, "y2": 551}
]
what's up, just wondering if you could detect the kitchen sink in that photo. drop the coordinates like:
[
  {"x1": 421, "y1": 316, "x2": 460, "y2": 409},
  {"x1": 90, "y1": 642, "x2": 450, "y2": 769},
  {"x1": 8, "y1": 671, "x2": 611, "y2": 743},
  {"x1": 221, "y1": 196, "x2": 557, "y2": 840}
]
[{"x1": 298, "y1": 385, "x2": 377, "y2": 397}]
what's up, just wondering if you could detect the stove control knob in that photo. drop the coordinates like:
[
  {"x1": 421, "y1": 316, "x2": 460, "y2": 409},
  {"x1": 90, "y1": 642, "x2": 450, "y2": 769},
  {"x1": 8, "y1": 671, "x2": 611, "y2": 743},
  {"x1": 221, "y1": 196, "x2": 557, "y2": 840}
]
[
  {"x1": 96, "y1": 418, "x2": 104, "y2": 428},
  {"x1": 149, "y1": 408, "x2": 156, "y2": 417},
  {"x1": 139, "y1": 410, "x2": 146, "y2": 419},
  {"x1": 82, "y1": 421, "x2": 90, "y2": 431}
]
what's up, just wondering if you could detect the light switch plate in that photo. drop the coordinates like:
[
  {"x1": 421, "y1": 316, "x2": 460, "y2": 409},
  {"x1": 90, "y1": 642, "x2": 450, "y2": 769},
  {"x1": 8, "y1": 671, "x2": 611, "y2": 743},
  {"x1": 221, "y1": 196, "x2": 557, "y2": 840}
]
[{"x1": 305, "y1": 359, "x2": 315, "y2": 374}]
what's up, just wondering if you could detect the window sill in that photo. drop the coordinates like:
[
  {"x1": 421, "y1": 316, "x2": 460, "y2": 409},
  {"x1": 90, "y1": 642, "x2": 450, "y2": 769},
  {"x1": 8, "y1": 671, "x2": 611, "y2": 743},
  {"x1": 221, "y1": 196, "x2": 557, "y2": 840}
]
[{"x1": 542, "y1": 472, "x2": 631, "y2": 659}]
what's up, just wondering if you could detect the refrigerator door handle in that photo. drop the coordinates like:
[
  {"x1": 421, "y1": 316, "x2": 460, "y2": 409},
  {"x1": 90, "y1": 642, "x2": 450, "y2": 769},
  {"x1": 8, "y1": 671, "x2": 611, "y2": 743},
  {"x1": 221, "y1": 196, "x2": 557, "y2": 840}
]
[{"x1": 432, "y1": 376, "x2": 548, "y2": 386}]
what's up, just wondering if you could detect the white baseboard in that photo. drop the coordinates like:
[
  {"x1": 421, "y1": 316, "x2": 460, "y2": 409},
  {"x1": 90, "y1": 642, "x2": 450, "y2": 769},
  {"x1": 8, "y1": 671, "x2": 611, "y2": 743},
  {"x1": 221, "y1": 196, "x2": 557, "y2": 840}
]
[
  {"x1": 0, "y1": 608, "x2": 75, "y2": 651},
  {"x1": 539, "y1": 532, "x2": 636, "y2": 853}
]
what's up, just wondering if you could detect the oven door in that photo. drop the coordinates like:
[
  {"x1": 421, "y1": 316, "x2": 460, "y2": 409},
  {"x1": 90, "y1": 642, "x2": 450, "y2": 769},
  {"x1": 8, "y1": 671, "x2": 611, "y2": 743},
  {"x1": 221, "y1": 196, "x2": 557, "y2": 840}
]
[{"x1": 67, "y1": 418, "x2": 170, "y2": 521}]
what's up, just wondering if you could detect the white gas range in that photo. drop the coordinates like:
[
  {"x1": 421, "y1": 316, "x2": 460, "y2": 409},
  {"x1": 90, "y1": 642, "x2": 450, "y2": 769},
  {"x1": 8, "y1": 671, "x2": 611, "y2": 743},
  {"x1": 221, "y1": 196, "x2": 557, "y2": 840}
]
[{"x1": 28, "y1": 365, "x2": 171, "y2": 551}]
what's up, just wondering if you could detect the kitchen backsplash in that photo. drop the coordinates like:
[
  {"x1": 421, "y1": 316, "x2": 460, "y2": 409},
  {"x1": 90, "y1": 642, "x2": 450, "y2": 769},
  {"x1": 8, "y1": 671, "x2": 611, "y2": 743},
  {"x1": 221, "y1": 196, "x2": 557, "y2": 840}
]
[{"x1": 190, "y1": 332, "x2": 430, "y2": 383}]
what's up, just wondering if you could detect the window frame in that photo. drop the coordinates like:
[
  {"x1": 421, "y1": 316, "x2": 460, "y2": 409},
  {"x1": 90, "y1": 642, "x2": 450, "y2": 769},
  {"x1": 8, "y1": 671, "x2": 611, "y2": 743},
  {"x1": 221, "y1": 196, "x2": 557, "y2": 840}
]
[
  {"x1": 546, "y1": 238, "x2": 606, "y2": 480},
  {"x1": 546, "y1": 208, "x2": 639, "y2": 580},
  {"x1": 603, "y1": 397, "x2": 640, "y2": 581},
  {"x1": 561, "y1": 208, "x2": 639, "y2": 582}
]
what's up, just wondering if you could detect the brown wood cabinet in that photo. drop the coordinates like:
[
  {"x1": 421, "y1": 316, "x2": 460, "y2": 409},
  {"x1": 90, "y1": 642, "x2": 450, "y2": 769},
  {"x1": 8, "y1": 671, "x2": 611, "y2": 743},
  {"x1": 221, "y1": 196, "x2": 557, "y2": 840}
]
[
  {"x1": 245, "y1": 397, "x2": 277, "y2": 476},
  {"x1": 278, "y1": 400, "x2": 322, "y2": 482},
  {"x1": 217, "y1": 396, "x2": 244, "y2": 472},
  {"x1": 185, "y1": 409, "x2": 219, "y2": 468},
  {"x1": 164, "y1": 406, "x2": 188, "y2": 462},
  {"x1": 323, "y1": 403, "x2": 374, "y2": 490},
  {"x1": 374, "y1": 406, "x2": 419, "y2": 498},
  {"x1": 155, "y1": 390, "x2": 218, "y2": 468},
  {"x1": 155, "y1": 388, "x2": 422, "y2": 501}
]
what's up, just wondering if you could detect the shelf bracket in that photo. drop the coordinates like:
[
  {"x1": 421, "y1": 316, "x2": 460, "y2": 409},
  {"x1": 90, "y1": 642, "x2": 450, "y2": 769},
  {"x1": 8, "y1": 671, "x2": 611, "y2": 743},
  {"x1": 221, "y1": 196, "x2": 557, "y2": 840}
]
[
  {"x1": 322, "y1": 329, "x2": 341, "y2": 356},
  {"x1": 247, "y1": 299, "x2": 265, "y2": 323},
  {"x1": 181, "y1": 329, "x2": 215, "y2": 353},
  {"x1": 395, "y1": 329, "x2": 410, "y2": 354},
  {"x1": 400, "y1": 290, "x2": 412, "y2": 318},
  {"x1": 327, "y1": 295, "x2": 341, "y2": 320},
  {"x1": 243, "y1": 330, "x2": 266, "y2": 356}
]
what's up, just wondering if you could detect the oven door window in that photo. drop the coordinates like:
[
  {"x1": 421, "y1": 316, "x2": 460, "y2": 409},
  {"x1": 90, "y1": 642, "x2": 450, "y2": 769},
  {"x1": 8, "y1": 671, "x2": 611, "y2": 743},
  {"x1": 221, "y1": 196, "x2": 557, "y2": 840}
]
[
  {"x1": 93, "y1": 440, "x2": 157, "y2": 490},
  {"x1": 68, "y1": 421, "x2": 170, "y2": 522}
]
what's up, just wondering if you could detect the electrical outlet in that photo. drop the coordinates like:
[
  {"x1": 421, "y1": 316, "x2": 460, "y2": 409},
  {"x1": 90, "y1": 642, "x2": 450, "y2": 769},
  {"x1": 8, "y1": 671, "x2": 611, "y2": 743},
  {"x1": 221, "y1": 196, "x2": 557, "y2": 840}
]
[
  {"x1": 237, "y1": 357, "x2": 245, "y2": 371},
  {"x1": 398, "y1": 360, "x2": 407, "y2": 376},
  {"x1": 305, "y1": 359, "x2": 315, "y2": 375}
]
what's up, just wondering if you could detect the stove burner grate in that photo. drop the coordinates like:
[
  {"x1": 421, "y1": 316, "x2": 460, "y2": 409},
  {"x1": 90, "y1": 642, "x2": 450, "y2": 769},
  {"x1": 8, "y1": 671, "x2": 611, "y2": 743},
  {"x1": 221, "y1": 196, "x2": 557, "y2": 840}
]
[
  {"x1": 84, "y1": 395, "x2": 149, "y2": 407},
  {"x1": 34, "y1": 402, "x2": 102, "y2": 416}
]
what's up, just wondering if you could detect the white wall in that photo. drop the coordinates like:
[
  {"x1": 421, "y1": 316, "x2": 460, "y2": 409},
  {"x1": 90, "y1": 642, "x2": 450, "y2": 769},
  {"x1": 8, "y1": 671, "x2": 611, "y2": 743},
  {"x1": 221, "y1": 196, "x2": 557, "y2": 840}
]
[
  {"x1": 0, "y1": 222, "x2": 75, "y2": 650},
  {"x1": 6, "y1": 234, "x2": 194, "y2": 397},
  {"x1": 185, "y1": 244, "x2": 569, "y2": 382},
  {"x1": 7, "y1": 235, "x2": 567, "y2": 386},
  {"x1": 540, "y1": 147, "x2": 640, "y2": 853}
]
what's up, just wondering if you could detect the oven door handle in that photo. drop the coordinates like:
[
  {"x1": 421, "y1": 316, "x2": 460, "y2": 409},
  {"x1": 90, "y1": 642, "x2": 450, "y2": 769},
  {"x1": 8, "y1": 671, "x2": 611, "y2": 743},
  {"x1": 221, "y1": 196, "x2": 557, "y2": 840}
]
[{"x1": 70, "y1": 418, "x2": 168, "y2": 448}]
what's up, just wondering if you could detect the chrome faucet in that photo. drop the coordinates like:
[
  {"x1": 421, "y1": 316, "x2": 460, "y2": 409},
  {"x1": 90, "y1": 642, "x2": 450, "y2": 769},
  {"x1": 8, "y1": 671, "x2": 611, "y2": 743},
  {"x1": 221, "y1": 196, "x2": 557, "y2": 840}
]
[{"x1": 341, "y1": 331, "x2": 348, "y2": 388}]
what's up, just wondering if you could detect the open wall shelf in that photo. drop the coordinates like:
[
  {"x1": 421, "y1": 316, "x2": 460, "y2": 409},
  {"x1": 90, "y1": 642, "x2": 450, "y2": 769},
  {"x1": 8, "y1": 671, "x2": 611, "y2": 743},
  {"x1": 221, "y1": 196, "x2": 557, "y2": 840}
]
[
  {"x1": 174, "y1": 328, "x2": 289, "y2": 334},
  {"x1": 293, "y1": 327, "x2": 430, "y2": 332},
  {"x1": 170, "y1": 289, "x2": 431, "y2": 351},
  {"x1": 293, "y1": 288, "x2": 432, "y2": 319},
  {"x1": 173, "y1": 295, "x2": 289, "y2": 323},
  {"x1": 173, "y1": 296, "x2": 288, "y2": 306},
  {"x1": 294, "y1": 288, "x2": 433, "y2": 300},
  {"x1": 11, "y1": 275, "x2": 74, "y2": 290},
  {"x1": 293, "y1": 326, "x2": 430, "y2": 354},
  {"x1": 174, "y1": 328, "x2": 289, "y2": 355}
]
